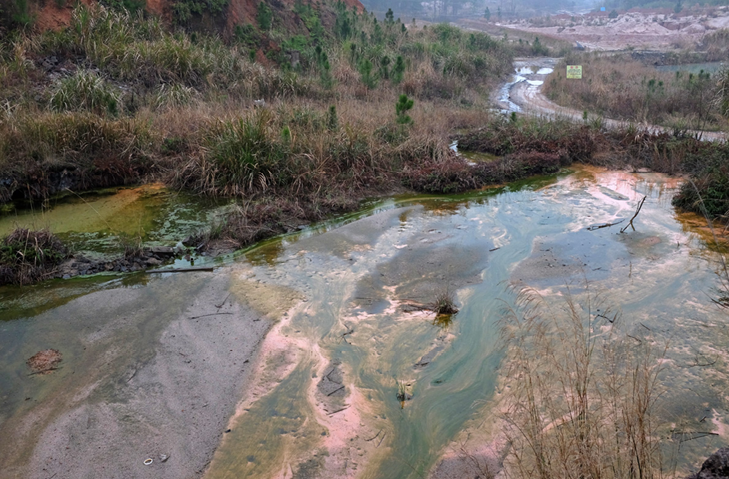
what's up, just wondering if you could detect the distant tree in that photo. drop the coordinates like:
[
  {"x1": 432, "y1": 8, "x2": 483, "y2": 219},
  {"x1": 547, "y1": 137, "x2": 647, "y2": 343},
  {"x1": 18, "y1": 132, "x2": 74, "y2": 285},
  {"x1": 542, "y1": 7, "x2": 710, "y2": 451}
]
[
  {"x1": 385, "y1": 8, "x2": 395, "y2": 25},
  {"x1": 673, "y1": 0, "x2": 682, "y2": 13},
  {"x1": 327, "y1": 105, "x2": 338, "y2": 131},
  {"x1": 379, "y1": 55, "x2": 391, "y2": 80},
  {"x1": 497, "y1": 6, "x2": 501, "y2": 19},
  {"x1": 392, "y1": 55, "x2": 405, "y2": 84},
  {"x1": 484, "y1": 7, "x2": 491, "y2": 20},
  {"x1": 532, "y1": 36, "x2": 548, "y2": 55},
  {"x1": 608, "y1": 9, "x2": 618, "y2": 18},
  {"x1": 257, "y1": 1, "x2": 273, "y2": 30},
  {"x1": 359, "y1": 59, "x2": 378, "y2": 89},
  {"x1": 395, "y1": 94, "x2": 414, "y2": 124}
]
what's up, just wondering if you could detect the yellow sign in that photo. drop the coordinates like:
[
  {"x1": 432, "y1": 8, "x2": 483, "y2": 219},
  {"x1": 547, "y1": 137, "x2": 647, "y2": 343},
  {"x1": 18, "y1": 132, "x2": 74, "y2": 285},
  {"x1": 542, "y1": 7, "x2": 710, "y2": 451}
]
[{"x1": 566, "y1": 65, "x2": 583, "y2": 79}]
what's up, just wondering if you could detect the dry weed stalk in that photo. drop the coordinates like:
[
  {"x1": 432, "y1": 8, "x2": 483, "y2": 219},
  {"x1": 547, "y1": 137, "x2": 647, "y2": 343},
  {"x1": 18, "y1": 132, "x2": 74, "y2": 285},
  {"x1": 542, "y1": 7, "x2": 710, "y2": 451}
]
[{"x1": 499, "y1": 285, "x2": 670, "y2": 479}]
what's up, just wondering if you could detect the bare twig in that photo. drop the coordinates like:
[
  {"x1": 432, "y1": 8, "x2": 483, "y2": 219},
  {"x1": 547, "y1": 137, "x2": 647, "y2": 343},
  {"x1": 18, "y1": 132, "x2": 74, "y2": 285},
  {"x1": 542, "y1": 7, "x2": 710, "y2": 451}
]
[
  {"x1": 190, "y1": 312, "x2": 233, "y2": 319},
  {"x1": 587, "y1": 219, "x2": 625, "y2": 231},
  {"x1": 148, "y1": 267, "x2": 214, "y2": 273},
  {"x1": 327, "y1": 405, "x2": 350, "y2": 416},
  {"x1": 365, "y1": 429, "x2": 382, "y2": 441},
  {"x1": 215, "y1": 293, "x2": 231, "y2": 309},
  {"x1": 620, "y1": 196, "x2": 647, "y2": 233},
  {"x1": 327, "y1": 385, "x2": 345, "y2": 396}
]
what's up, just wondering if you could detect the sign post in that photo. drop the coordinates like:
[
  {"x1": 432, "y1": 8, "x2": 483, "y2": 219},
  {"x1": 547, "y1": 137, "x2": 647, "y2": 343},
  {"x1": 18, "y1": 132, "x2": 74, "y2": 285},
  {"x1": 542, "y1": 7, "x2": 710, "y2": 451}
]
[{"x1": 566, "y1": 65, "x2": 583, "y2": 79}]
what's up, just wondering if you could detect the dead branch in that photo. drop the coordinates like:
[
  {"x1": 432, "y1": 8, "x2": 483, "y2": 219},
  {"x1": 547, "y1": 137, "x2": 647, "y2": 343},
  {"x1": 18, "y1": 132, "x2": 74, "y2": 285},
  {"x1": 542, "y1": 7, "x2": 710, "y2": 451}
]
[
  {"x1": 327, "y1": 405, "x2": 350, "y2": 416},
  {"x1": 189, "y1": 312, "x2": 234, "y2": 319},
  {"x1": 147, "y1": 267, "x2": 215, "y2": 273},
  {"x1": 587, "y1": 219, "x2": 625, "y2": 231},
  {"x1": 365, "y1": 430, "x2": 383, "y2": 441},
  {"x1": 327, "y1": 385, "x2": 345, "y2": 396},
  {"x1": 620, "y1": 196, "x2": 647, "y2": 233}
]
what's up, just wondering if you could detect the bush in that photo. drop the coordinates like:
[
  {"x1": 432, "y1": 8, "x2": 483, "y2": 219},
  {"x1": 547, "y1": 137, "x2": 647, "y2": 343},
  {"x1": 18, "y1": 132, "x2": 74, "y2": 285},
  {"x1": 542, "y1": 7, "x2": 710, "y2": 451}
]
[{"x1": 672, "y1": 147, "x2": 729, "y2": 218}]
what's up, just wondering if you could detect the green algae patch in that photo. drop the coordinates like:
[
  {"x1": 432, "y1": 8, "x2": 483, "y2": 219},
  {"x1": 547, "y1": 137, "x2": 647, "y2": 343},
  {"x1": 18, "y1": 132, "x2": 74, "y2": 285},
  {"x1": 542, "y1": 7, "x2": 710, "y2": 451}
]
[{"x1": 0, "y1": 184, "x2": 233, "y2": 258}]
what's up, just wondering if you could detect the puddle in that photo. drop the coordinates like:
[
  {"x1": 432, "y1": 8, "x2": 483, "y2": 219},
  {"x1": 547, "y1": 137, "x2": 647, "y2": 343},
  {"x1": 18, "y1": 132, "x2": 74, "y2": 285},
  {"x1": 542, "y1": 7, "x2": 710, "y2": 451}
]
[
  {"x1": 449, "y1": 140, "x2": 501, "y2": 163},
  {"x1": 2, "y1": 166, "x2": 729, "y2": 478},
  {"x1": 0, "y1": 184, "x2": 234, "y2": 258}
]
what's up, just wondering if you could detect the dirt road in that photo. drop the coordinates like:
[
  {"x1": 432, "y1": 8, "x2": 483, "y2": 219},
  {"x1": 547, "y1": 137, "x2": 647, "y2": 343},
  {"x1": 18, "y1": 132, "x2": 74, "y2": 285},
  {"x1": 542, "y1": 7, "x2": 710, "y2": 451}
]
[{"x1": 495, "y1": 57, "x2": 726, "y2": 142}]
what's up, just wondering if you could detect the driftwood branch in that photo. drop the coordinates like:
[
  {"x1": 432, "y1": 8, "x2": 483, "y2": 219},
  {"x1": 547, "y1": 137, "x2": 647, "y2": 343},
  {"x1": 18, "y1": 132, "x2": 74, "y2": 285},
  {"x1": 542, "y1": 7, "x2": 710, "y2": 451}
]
[
  {"x1": 620, "y1": 196, "x2": 647, "y2": 233},
  {"x1": 327, "y1": 405, "x2": 350, "y2": 416},
  {"x1": 147, "y1": 267, "x2": 214, "y2": 274},
  {"x1": 587, "y1": 219, "x2": 625, "y2": 231},
  {"x1": 340, "y1": 325, "x2": 354, "y2": 344},
  {"x1": 326, "y1": 385, "x2": 345, "y2": 396},
  {"x1": 365, "y1": 430, "x2": 383, "y2": 442},
  {"x1": 189, "y1": 312, "x2": 234, "y2": 319}
]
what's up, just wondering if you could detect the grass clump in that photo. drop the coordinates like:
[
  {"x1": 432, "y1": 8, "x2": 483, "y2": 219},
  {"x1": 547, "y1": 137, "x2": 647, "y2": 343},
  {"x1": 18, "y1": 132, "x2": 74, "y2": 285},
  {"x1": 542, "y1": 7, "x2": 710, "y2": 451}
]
[
  {"x1": 0, "y1": 112, "x2": 153, "y2": 201},
  {"x1": 0, "y1": 228, "x2": 68, "y2": 285},
  {"x1": 49, "y1": 70, "x2": 122, "y2": 116},
  {"x1": 204, "y1": 110, "x2": 288, "y2": 197},
  {"x1": 430, "y1": 288, "x2": 458, "y2": 315}
]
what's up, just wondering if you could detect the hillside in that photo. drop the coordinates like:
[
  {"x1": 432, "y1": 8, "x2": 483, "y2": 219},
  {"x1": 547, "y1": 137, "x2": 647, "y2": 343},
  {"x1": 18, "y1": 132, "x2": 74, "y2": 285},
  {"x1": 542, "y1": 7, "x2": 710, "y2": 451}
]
[{"x1": 0, "y1": 0, "x2": 363, "y2": 37}]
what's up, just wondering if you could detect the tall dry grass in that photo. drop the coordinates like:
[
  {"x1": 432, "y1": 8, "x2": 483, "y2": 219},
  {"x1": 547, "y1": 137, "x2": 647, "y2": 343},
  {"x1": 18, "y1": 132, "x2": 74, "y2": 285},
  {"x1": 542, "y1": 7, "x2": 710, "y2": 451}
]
[
  {"x1": 499, "y1": 285, "x2": 671, "y2": 479},
  {"x1": 0, "y1": 228, "x2": 68, "y2": 285}
]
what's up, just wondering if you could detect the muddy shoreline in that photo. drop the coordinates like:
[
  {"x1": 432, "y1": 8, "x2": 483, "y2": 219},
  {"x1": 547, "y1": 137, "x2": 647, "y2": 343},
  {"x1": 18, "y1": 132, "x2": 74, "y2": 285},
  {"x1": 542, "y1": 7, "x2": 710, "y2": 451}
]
[{"x1": 0, "y1": 269, "x2": 300, "y2": 479}]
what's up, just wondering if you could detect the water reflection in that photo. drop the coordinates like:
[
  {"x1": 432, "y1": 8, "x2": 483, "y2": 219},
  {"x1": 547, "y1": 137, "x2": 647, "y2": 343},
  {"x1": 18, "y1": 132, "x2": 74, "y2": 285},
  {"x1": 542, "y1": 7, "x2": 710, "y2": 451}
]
[{"x1": 3, "y1": 165, "x2": 729, "y2": 479}]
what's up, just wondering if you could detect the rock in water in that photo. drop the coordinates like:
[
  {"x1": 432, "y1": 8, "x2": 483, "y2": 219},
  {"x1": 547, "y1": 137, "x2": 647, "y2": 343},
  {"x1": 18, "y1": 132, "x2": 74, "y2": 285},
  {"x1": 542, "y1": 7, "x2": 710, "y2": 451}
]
[
  {"x1": 690, "y1": 448, "x2": 729, "y2": 479},
  {"x1": 27, "y1": 349, "x2": 62, "y2": 375}
]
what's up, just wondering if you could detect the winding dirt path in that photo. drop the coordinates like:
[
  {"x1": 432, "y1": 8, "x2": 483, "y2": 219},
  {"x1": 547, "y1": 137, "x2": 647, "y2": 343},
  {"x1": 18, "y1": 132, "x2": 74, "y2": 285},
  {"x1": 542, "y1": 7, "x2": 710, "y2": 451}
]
[{"x1": 497, "y1": 57, "x2": 727, "y2": 142}]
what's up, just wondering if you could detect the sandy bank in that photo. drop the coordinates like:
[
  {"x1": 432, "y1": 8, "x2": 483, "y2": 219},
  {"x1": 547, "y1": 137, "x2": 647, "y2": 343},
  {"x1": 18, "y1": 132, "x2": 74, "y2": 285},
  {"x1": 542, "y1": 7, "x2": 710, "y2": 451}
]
[{"x1": 0, "y1": 269, "x2": 300, "y2": 479}]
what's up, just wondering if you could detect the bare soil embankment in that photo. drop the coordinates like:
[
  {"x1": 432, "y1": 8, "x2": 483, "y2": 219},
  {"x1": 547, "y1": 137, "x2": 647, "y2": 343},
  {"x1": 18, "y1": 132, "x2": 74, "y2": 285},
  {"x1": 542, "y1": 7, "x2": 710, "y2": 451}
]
[{"x1": 465, "y1": 7, "x2": 729, "y2": 51}]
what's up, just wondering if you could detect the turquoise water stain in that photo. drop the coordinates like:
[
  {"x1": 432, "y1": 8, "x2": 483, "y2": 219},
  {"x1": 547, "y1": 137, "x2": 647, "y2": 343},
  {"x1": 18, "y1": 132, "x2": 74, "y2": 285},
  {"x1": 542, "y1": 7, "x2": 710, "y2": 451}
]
[
  {"x1": 2, "y1": 167, "x2": 729, "y2": 478},
  {"x1": 208, "y1": 167, "x2": 729, "y2": 477}
]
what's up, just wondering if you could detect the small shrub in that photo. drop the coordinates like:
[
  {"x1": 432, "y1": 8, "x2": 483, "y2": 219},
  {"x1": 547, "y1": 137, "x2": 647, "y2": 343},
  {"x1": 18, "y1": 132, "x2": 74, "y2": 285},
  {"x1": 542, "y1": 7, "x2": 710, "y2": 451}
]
[
  {"x1": 395, "y1": 94, "x2": 414, "y2": 125},
  {"x1": 358, "y1": 58, "x2": 377, "y2": 89},
  {"x1": 392, "y1": 55, "x2": 405, "y2": 84},
  {"x1": 326, "y1": 105, "x2": 338, "y2": 131}
]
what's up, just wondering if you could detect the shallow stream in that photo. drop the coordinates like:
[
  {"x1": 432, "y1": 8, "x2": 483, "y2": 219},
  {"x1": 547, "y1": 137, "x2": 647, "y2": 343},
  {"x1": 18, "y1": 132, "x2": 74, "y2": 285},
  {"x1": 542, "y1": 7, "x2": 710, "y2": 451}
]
[{"x1": 2, "y1": 166, "x2": 729, "y2": 478}]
